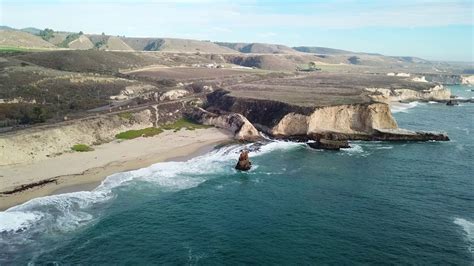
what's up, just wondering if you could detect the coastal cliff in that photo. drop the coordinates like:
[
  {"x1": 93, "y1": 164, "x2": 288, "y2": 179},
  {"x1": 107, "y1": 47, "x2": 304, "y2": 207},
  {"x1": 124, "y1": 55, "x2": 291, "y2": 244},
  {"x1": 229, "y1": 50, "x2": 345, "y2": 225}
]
[
  {"x1": 190, "y1": 107, "x2": 260, "y2": 141},
  {"x1": 203, "y1": 89, "x2": 448, "y2": 142},
  {"x1": 366, "y1": 85, "x2": 451, "y2": 103},
  {"x1": 0, "y1": 101, "x2": 193, "y2": 165},
  {"x1": 462, "y1": 75, "x2": 474, "y2": 84}
]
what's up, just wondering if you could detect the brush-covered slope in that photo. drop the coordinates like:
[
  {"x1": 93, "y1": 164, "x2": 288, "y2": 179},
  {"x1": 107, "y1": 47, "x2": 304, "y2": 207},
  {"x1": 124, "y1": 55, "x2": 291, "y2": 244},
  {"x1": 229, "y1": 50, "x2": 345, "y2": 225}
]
[
  {"x1": 88, "y1": 35, "x2": 134, "y2": 51},
  {"x1": 0, "y1": 30, "x2": 55, "y2": 48},
  {"x1": 47, "y1": 32, "x2": 69, "y2": 46},
  {"x1": 14, "y1": 50, "x2": 162, "y2": 74}
]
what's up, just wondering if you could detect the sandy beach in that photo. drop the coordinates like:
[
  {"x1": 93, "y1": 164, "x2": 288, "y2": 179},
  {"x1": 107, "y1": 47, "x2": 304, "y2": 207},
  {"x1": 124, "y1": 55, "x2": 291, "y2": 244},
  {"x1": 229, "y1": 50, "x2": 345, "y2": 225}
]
[{"x1": 0, "y1": 128, "x2": 232, "y2": 210}]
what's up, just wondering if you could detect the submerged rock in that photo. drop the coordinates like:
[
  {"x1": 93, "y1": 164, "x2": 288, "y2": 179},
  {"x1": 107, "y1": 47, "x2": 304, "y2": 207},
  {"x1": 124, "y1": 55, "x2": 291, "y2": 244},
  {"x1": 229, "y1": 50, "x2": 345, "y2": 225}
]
[
  {"x1": 307, "y1": 139, "x2": 350, "y2": 150},
  {"x1": 446, "y1": 100, "x2": 459, "y2": 106},
  {"x1": 235, "y1": 150, "x2": 251, "y2": 171}
]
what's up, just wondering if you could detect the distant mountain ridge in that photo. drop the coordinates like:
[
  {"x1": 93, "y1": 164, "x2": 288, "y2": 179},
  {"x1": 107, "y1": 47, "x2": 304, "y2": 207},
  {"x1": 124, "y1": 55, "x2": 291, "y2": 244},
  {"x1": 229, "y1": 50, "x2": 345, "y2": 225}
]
[{"x1": 0, "y1": 25, "x2": 443, "y2": 68}]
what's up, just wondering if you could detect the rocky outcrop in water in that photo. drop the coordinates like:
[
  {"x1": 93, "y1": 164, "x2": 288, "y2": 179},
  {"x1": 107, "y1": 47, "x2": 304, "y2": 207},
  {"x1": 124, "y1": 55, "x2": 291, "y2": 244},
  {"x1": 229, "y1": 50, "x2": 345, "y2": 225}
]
[
  {"x1": 235, "y1": 150, "x2": 251, "y2": 171},
  {"x1": 307, "y1": 139, "x2": 350, "y2": 150},
  {"x1": 446, "y1": 100, "x2": 459, "y2": 106}
]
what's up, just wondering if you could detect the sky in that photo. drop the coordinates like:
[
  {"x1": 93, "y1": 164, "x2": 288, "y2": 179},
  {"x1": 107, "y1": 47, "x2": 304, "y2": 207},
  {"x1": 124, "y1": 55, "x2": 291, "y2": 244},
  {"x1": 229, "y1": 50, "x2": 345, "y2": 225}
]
[{"x1": 1, "y1": 0, "x2": 473, "y2": 61}]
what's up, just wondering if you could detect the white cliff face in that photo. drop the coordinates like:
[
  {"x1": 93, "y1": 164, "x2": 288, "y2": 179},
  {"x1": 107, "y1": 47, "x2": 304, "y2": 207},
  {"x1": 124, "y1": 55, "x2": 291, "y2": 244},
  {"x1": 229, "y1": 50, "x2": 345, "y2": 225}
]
[
  {"x1": 192, "y1": 108, "x2": 260, "y2": 141},
  {"x1": 271, "y1": 103, "x2": 398, "y2": 136},
  {"x1": 366, "y1": 85, "x2": 451, "y2": 103},
  {"x1": 159, "y1": 89, "x2": 189, "y2": 101},
  {"x1": 462, "y1": 75, "x2": 474, "y2": 84},
  {"x1": 0, "y1": 110, "x2": 153, "y2": 165}
]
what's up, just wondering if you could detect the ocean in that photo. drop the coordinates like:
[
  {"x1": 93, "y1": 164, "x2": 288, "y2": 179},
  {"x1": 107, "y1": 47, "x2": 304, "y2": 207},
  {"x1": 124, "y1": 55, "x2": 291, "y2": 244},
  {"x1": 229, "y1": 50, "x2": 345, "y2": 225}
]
[{"x1": 0, "y1": 85, "x2": 473, "y2": 264}]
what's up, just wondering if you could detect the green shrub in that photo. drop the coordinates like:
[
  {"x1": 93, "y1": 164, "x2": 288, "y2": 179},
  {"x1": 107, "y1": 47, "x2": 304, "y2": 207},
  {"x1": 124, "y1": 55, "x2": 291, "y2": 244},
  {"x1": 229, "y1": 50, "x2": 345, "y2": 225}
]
[
  {"x1": 115, "y1": 127, "x2": 163, "y2": 139},
  {"x1": 39, "y1": 28, "x2": 54, "y2": 41},
  {"x1": 59, "y1": 33, "x2": 81, "y2": 48},
  {"x1": 161, "y1": 118, "x2": 212, "y2": 131},
  {"x1": 71, "y1": 144, "x2": 94, "y2": 152}
]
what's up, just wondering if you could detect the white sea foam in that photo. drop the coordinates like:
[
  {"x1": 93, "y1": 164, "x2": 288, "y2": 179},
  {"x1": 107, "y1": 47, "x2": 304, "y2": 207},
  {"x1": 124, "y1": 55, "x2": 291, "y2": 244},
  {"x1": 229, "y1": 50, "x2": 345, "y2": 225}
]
[
  {"x1": 252, "y1": 140, "x2": 302, "y2": 156},
  {"x1": 0, "y1": 212, "x2": 43, "y2": 233},
  {"x1": 391, "y1": 101, "x2": 420, "y2": 113},
  {"x1": 0, "y1": 140, "x2": 301, "y2": 235},
  {"x1": 375, "y1": 146, "x2": 393, "y2": 150},
  {"x1": 341, "y1": 143, "x2": 364, "y2": 155},
  {"x1": 454, "y1": 218, "x2": 474, "y2": 253}
]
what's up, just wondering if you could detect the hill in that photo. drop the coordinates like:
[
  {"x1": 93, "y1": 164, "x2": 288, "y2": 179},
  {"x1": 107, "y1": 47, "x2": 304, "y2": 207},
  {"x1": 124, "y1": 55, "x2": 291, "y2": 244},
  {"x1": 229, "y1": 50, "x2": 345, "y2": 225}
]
[
  {"x1": 293, "y1": 46, "x2": 354, "y2": 55},
  {"x1": 102, "y1": 36, "x2": 134, "y2": 51},
  {"x1": 14, "y1": 50, "x2": 162, "y2": 74},
  {"x1": 0, "y1": 30, "x2": 55, "y2": 48},
  {"x1": 20, "y1": 27, "x2": 42, "y2": 35},
  {"x1": 156, "y1": 38, "x2": 237, "y2": 53},
  {"x1": 67, "y1": 35, "x2": 94, "y2": 50},
  {"x1": 216, "y1": 42, "x2": 298, "y2": 54}
]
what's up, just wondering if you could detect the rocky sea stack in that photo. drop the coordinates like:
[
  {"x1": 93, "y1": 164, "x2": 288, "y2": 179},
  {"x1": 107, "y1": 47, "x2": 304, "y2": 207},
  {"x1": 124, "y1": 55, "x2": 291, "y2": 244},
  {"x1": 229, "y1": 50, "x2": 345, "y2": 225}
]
[{"x1": 235, "y1": 150, "x2": 252, "y2": 171}]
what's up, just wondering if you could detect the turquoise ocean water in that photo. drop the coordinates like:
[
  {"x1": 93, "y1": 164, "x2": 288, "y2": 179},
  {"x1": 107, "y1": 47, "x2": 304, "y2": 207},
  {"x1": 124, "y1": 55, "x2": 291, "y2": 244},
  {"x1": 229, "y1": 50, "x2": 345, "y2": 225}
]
[{"x1": 0, "y1": 85, "x2": 473, "y2": 264}]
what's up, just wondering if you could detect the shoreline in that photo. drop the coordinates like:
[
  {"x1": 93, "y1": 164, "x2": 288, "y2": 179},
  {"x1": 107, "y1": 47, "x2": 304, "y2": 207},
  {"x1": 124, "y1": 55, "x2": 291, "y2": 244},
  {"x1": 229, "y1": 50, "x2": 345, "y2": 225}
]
[{"x1": 0, "y1": 128, "x2": 233, "y2": 211}]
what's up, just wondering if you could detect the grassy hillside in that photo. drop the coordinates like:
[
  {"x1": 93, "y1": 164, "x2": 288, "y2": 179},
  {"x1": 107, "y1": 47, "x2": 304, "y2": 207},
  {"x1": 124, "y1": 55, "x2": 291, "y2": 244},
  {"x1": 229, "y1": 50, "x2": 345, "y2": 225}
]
[
  {"x1": 158, "y1": 38, "x2": 237, "y2": 53},
  {"x1": 293, "y1": 46, "x2": 354, "y2": 55},
  {"x1": 67, "y1": 35, "x2": 94, "y2": 50},
  {"x1": 14, "y1": 50, "x2": 162, "y2": 74},
  {"x1": 216, "y1": 42, "x2": 298, "y2": 54},
  {"x1": 104, "y1": 36, "x2": 134, "y2": 51},
  {"x1": 121, "y1": 37, "x2": 165, "y2": 51},
  {"x1": 227, "y1": 73, "x2": 434, "y2": 107},
  {"x1": 0, "y1": 30, "x2": 56, "y2": 48}
]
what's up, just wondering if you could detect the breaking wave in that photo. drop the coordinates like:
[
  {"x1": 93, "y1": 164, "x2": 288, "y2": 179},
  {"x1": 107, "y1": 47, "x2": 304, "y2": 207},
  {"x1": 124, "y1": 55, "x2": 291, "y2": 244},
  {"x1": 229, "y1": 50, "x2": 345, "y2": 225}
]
[
  {"x1": 0, "y1": 140, "x2": 301, "y2": 236},
  {"x1": 454, "y1": 217, "x2": 474, "y2": 253},
  {"x1": 391, "y1": 101, "x2": 421, "y2": 113}
]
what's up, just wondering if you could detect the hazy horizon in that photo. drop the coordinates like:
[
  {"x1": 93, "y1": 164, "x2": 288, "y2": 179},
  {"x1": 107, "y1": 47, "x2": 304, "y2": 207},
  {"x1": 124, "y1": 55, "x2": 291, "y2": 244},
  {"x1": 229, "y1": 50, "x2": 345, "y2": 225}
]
[{"x1": 1, "y1": 0, "x2": 473, "y2": 61}]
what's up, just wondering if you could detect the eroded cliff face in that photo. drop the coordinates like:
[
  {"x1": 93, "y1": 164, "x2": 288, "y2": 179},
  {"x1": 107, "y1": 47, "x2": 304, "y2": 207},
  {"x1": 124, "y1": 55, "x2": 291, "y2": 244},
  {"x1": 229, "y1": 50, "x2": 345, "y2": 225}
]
[
  {"x1": 0, "y1": 101, "x2": 195, "y2": 165},
  {"x1": 272, "y1": 103, "x2": 398, "y2": 136},
  {"x1": 366, "y1": 85, "x2": 451, "y2": 103},
  {"x1": 0, "y1": 110, "x2": 153, "y2": 165},
  {"x1": 205, "y1": 89, "x2": 448, "y2": 141},
  {"x1": 190, "y1": 107, "x2": 260, "y2": 141}
]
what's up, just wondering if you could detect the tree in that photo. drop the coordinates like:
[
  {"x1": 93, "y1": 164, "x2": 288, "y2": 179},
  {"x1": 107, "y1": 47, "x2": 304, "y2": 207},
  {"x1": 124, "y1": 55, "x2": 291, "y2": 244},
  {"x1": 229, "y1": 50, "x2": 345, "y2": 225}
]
[{"x1": 39, "y1": 28, "x2": 54, "y2": 41}]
